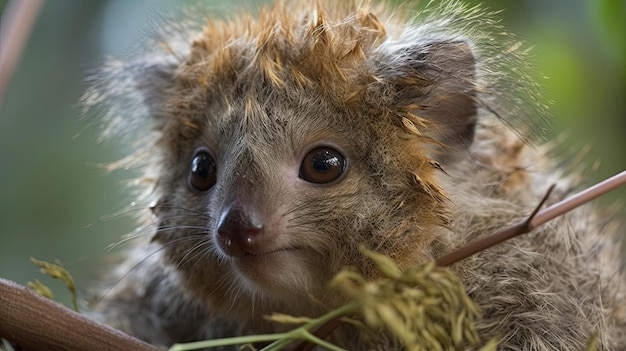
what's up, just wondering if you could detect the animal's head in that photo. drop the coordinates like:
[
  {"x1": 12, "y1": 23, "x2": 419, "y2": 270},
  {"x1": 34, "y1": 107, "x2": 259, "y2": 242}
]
[{"x1": 87, "y1": 1, "x2": 523, "y2": 317}]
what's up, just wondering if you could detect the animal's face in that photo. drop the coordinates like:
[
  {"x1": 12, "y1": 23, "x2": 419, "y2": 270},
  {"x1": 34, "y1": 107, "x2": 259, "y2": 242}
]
[
  {"x1": 151, "y1": 73, "x2": 444, "y2": 305},
  {"x1": 93, "y1": 1, "x2": 478, "y2": 313},
  {"x1": 153, "y1": 79, "x2": 384, "y2": 297}
]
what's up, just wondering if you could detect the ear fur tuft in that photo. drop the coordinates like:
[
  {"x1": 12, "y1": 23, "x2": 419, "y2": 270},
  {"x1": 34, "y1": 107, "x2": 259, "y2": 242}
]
[
  {"x1": 375, "y1": 40, "x2": 477, "y2": 162},
  {"x1": 83, "y1": 57, "x2": 179, "y2": 141}
]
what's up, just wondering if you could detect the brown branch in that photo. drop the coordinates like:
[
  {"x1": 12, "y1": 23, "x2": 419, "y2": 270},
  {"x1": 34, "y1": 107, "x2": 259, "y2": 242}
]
[
  {"x1": 434, "y1": 184, "x2": 556, "y2": 267},
  {"x1": 436, "y1": 169, "x2": 626, "y2": 266},
  {"x1": 530, "y1": 170, "x2": 626, "y2": 228},
  {"x1": 0, "y1": 277, "x2": 158, "y2": 351}
]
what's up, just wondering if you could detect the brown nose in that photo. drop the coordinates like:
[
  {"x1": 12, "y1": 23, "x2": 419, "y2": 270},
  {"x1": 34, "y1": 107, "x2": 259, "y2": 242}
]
[{"x1": 216, "y1": 205, "x2": 265, "y2": 257}]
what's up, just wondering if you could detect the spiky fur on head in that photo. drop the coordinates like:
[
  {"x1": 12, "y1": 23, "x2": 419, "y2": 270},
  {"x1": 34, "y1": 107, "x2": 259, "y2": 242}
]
[{"x1": 86, "y1": 1, "x2": 625, "y2": 349}]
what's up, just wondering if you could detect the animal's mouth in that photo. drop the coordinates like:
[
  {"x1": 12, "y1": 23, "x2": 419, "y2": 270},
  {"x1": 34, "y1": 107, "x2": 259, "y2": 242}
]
[
  {"x1": 232, "y1": 246, "x2": 308, "y2": 286},
  {"x1": 230, "y1": 246, "x2": 315, "y2": 294},
  {"x1": 242, "y1": 247, "x2": 300, "y2": 257},
  {"x1": 232, "y1": 247, "x2": 305, "y2": 270}
]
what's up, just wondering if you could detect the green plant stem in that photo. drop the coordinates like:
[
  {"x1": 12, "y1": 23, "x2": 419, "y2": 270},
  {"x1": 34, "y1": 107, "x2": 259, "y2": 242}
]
[
  {"x1": 169, "y1": 334, "x2": 285, "y2": 351},
  {"x1": 262, "y1": 301, "x2": 360, "y2": 350},
  {"x1": 300, "y1": 330, "x2": 346, "y2": 351},
  {"x1": 262, "y1": 329, "x2": 346, "y2": 351},
  {"x1": 169, "y1": 302, "x2": 360, "y2": 351}
]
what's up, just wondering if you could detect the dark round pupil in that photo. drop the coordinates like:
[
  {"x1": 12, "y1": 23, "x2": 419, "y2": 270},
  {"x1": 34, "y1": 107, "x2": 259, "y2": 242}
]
[
  {"x1": 299, "y1": 147, "x2": 345, "y2": 184},
  {"x1": 189, "y1": 152, "x2": 216, "y2": 191},
  {"x1": 311, "y1": 150, "x2": 340, "y2": 173},
  {"x1": 192, "y1": 154, "x2": 211, "y2": 177}
]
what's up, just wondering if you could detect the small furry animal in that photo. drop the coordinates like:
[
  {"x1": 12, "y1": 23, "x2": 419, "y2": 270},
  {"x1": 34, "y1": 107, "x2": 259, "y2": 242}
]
[{"x1": 85, "y1": 1, "x2": 626, "y2": 349}]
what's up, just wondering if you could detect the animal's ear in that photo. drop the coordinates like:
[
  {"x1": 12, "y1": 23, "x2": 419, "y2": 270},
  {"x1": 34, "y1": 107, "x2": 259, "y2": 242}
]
[
  {"x1": 375, "y1": 40, "x2": 477, "y2": 162},
  {"x1": 83, "y1": 57, "x2": 179, "y2": 139}
]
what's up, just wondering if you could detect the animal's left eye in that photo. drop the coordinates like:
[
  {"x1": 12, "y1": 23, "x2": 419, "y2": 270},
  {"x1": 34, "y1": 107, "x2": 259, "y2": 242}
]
[{"x1": 298, "y1": 147, "x2": 346, "y2": 184}]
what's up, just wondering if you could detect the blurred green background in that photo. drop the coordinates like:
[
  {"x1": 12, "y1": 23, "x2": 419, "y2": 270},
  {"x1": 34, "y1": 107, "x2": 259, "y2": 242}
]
[{"x1": 0, "y1": 0, "x2": 624, "y2": 308}]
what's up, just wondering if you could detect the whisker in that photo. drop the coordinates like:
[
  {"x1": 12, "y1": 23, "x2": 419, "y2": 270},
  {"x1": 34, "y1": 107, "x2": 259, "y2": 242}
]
[
  {"x1": 100, "y1": 246, "x2": 169, "y2": 300},
  {"x1": 185, "y1": 244, "x2": 215, "y2": 276},
  {"x1": 157, "y1": 225, "x2": 212, "y2": 232},
  {"x1": 281, "y1": 202, "x2": 309, "y2": 217},
  {"x1": 104, "y1": 219, "x2": 211, "y2": 251},
  {"x1": 174, "y1": 235, "x2": 212, "y2": 270},
  {"x1": 153, "y1": 213, "x2": 210, "y2": 221},
  {"x1": 285, "y1": 213, "x2": 337, "y2": 230},
  {"x1": 101, "y1": 234, "x2": 207, "y2": 300},
  {"x1": 105, "y1": 231, "x2": 150, "y2": 251},
  {"x1": 84, "y1": 205, "x2": 152, "y2": 229},
  {"x1": 153, "y1": 204, "x2": 212, "y2": 217},
  {"x1": 285, "y1": 211, "x2": 312, "y2": 223}
]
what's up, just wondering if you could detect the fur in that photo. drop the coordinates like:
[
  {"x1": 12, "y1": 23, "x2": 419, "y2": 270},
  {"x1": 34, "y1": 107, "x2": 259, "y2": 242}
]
[{"x1": 85, "y1": 1, "x2": 626, "y2": 349}]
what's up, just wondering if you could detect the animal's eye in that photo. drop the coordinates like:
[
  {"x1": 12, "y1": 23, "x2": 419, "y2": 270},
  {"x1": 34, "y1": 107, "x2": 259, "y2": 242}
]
[
  {"x1": 299, "y1": 147, "x2": 346, "y2": 184},
  {"x1": 188, "y1": 150, "x2": 217, "y2": 191}
]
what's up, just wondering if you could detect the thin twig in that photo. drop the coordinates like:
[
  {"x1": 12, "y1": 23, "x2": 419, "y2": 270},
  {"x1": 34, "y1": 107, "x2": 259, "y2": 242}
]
[
  {"x1": 530, "y1": 170, "x2": 626, "y2": 228},
  {"x1": 436, "y1": 169, "x2": 626, "y2": 266},
  {"x1": 434, "y1": 184, "x2": 556, "y2": 267}
]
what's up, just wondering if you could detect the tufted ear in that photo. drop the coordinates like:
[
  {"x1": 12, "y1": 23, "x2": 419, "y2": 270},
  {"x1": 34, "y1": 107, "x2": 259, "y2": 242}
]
[
  {"x1": 83, "y1": 56, "x2": 179, "y2": 140},
  {"x1": 376, "y1": 40, "x2": 477, "y2": 162}
]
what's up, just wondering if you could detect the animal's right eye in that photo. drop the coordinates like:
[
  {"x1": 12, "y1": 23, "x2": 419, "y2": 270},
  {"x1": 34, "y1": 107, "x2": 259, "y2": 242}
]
[{"x1": 188, "y1": 150, "x2": 217, "y2": 191}]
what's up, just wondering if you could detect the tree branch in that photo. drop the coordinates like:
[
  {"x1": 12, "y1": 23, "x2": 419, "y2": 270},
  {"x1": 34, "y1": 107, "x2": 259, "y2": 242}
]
[{"x1": 0, "y1": 278, "x2": 157, "y2": 351}]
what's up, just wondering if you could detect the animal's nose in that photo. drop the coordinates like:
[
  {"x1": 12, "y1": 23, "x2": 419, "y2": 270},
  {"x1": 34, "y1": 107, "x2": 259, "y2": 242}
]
[{"x1": 216, "y1": 204, "x2": 265, "y2": 257}]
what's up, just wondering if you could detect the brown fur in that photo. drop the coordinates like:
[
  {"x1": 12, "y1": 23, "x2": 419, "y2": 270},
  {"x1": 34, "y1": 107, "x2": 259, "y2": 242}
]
[{"x1": 85, "y1": 1, "x2": 626, "y2": 349}]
